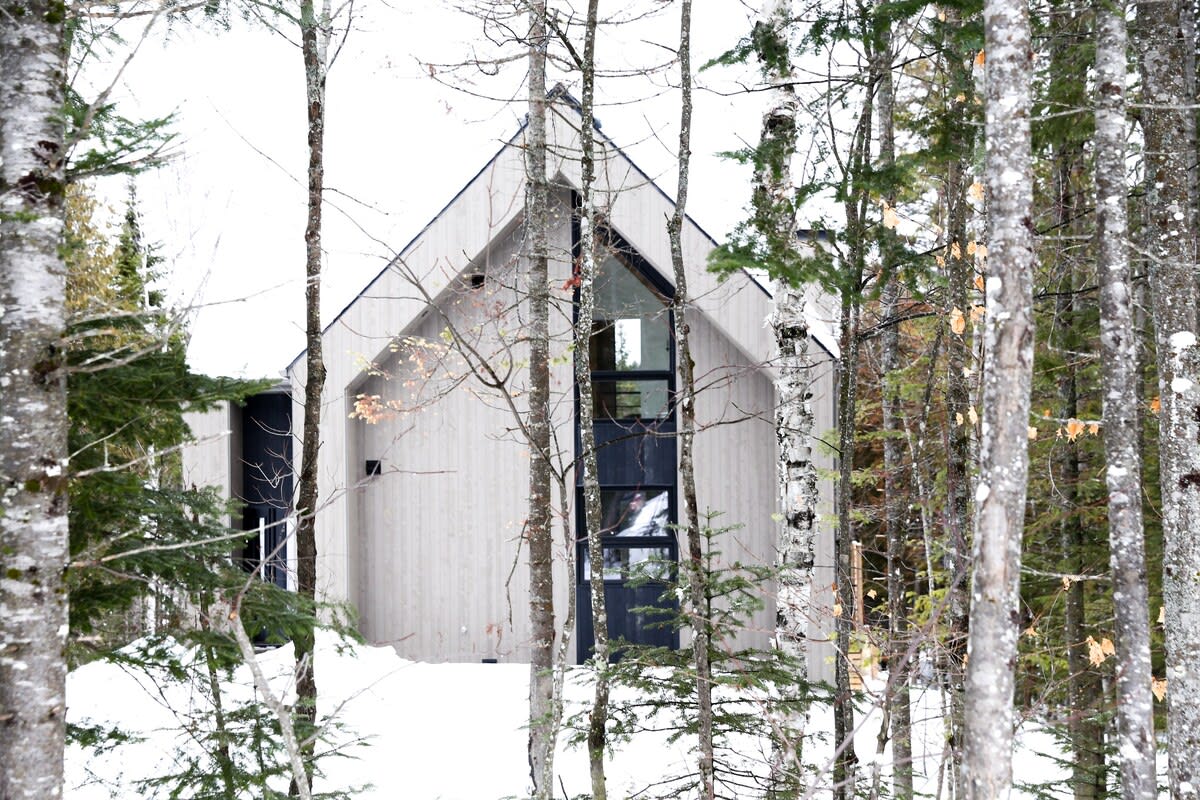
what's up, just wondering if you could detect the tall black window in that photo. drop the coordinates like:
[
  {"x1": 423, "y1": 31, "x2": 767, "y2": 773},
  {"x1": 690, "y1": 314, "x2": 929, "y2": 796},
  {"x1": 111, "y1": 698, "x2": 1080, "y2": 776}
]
[{"x1": 576, "y1": 246, "x2": 679, "y2": 661}]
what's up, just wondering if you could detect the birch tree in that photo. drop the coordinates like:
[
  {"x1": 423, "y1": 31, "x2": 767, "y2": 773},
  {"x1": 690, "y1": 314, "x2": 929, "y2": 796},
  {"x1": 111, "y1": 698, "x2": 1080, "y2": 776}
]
[
  {"x1": 0, "y1": 1, "x2": 69, "y2": 797},
  {"x1": 962, "y1": 0, "x2": 1035, "y2": 794},
  {"x1": 1136, "y1": 0, "x2": 1200, "y2": 791},
  {"x1": 1095, "y1": 2, "x2": 1156, "y2": 795},
  {"x1": 735, "y1": 0, "x2": 819, "y2": 792}
]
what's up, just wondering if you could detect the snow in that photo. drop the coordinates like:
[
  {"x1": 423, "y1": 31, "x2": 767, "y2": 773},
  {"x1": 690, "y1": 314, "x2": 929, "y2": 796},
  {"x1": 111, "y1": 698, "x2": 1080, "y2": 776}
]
[
  {"x1": 64, "y1": 631, "x2": 1148, "y2": 799},
  {"x1": 1169, "y1": 331, "x2": 1196, "y2": 351}
]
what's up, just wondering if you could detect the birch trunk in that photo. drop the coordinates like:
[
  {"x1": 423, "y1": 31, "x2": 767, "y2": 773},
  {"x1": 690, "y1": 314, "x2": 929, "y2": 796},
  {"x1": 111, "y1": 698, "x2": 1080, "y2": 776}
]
[
  {"x1": 525, "y1": 6, "x2": 557, "y2": 797},
  {"x1": 0, "y1": 3, "x2": 69, "y2": 797},
  {"x1": 750, "y1": 2, "x2": 816, "y2": 794},
  {"x1": 666, "y1": 3, "x2": 714, "y2": 796},
  {"x1": 962, "y1": 0, "x2": 1035, "y2": 794},
  {"x1": 1095, "y1": 5, "x2": 1156, "y2": 796},
  {"x1": 1136, "y1": 0, "x2": 1200, "y2": 792},
  {"x1": 292, "y1": 0, "x2": 330, "y2": 791},
  {"x1": 572, "y1": 3, "x2": 610, "y2": 797}
]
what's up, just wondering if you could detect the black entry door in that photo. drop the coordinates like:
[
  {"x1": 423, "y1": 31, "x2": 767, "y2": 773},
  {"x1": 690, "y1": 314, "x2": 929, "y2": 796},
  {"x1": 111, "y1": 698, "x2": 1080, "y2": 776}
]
[
  {"x1": 576, "y1": 573, "x2": 677, "y2": 659},
  {"x1": 575, "y1": 433, "x2": 680, "y2": 661}
]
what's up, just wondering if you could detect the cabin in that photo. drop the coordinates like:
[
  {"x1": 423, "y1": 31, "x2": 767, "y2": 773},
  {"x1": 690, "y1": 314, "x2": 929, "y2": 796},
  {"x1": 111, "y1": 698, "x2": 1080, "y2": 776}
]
[{"x1": 183, "y1": 87, "x2": 841, "y2": 682}]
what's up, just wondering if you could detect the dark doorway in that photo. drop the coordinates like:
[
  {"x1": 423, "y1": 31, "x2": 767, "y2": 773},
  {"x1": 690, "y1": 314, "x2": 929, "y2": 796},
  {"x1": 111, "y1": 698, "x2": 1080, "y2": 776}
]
[{"x1": 237, "y1": 391, "x2": 292, "y2": 589}]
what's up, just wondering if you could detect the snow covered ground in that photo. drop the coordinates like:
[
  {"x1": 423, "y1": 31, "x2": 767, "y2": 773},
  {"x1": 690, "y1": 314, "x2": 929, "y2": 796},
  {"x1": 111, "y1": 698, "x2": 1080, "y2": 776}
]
[{"x1": 66, "y1": 630, "x2": 1121, "y2": 799}]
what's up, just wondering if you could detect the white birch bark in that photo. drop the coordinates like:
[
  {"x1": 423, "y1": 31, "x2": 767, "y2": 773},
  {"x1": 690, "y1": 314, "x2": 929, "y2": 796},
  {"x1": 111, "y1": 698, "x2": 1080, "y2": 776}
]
[
  {"x1": 962, "y1": 0, "x2": 1035, "y2": 794},
  {"x1": 751, "y1": 1, "x2": 816, "y2": 792},
  {"x1": 0, "y1": 3, "x2": 69, "y2": 798},
  {"x1": 1136, "y1": 0, "x2": 1200, "y2": 792},
  {"x1": 1095, "y1": 5, "x2": 1156, "y2": 798}
]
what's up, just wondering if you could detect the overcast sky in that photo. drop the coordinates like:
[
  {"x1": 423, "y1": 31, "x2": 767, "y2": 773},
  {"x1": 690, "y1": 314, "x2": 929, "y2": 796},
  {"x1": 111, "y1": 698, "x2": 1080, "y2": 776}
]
[{"x1": 101, "y1": 1, "x2": 795, "y2": 379}]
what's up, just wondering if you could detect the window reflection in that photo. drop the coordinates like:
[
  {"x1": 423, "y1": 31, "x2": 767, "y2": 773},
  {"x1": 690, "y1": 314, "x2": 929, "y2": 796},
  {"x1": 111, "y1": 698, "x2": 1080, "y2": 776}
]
[
  {"x1": 593, "y1": 378, "x2": 669, "y2": 420},
  {"x1": 582, "y1": 546, "x2": 673, "y2": 582},
  {"x1": 590, "y1": 254, "x2": 670, "y2": 374},
  {"x1": 601, "y1": 489, "x2": 669, "y2": 536}
]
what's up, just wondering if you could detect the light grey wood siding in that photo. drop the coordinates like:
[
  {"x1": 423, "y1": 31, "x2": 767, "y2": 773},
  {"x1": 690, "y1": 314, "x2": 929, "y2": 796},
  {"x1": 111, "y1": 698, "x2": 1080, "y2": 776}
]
[{"x1": 182, "y1": 402, "x2": 237, "y2": 528}]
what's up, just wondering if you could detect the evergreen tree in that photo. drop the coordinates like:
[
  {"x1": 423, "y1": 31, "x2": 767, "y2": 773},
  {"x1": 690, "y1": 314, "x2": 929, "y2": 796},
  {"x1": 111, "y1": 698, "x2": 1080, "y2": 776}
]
[{"x1": 64, "y1": 184, "x2": 260, "y2": 650}]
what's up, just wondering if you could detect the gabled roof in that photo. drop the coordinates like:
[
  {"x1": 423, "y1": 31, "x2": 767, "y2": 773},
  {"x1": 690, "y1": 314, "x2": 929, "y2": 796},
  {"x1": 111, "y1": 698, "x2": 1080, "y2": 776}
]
[{"x1": 288, "y1": 84, "x2": 837, "y2": 376}]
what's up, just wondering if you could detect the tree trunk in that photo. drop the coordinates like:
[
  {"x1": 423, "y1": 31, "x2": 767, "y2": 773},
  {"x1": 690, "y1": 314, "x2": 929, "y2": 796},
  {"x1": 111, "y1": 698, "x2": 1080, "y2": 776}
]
[
  {"x1": 748, "y1": 2, "x2": 816, "y2": 794},
  {"x1": 291, "y1": 0, "x2": 329, "y2": 793},
  {"x1": 1048, "y1": 101, "x2": 1104, "y2": 796},
  {"x1": 1095, "y1": 4, "x2": 1157, "y2": 796},
  {"x1": 834, "y1": 54, "x2": 877, "y2": 799},
  {"x1": 834, "y1": 290, "x2": 860, "y2": 800},
  {"x1": 0, "y1": 3, "x2": 69, "y2": 798},
  {"x1": 1136, "y1": 0, "x2": 1200, "y2": 792},
  {"x1": 666, "y1": 3, "x2": 714, "y2": 797},
  {"x1": 573, "y1": 4, "x2": 610, "y2": 798},
  {"x1": 940, "y1": 13, "x2": 976, "y2": 780},
  {"x1": 525, "y1": 5, "x2": 557, "y2": 797},
  {"x1": 962, "y1": 0, "x2": 1035, "y2": 795},
  {"x1": 877, "y1": 23, "x2": 913, "y2": 800}
]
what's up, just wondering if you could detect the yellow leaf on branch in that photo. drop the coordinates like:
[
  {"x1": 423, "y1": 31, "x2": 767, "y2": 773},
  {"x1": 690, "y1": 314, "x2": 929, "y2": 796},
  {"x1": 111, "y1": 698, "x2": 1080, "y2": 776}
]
[
  {"x1": 1064, "y1": 418, "x2": 1086, "y2": 442},
  {"x1": 1158, "y1": 606, "x2": 1166, "y2": 624},
  {"x1": 970, "y1": 304, "x2": 986, "y2": 323},
  {"x1": 1028, "y1": 426, "x2": 1039, "y2": 441},
  {"x1": 950, "y1": 307, "x2": 966, "y2": 336},
  {"x1": 974, "y1": 50, "x2": 986, "y2": 67},
  {"x1": 881, "y1": 201, "x2": 900, "y2": 229},
  {"x1": 1101, "y1": 637, "x2": 1115, "y2": 657},
  {"x1": 1086, "y1": 636, "x2": 1106, "y2": 666},
  {"x1": 969, "y1": 181, "x2": 985, "y2": 201},
  {"x1": 974, "y1": 274, "x2": 985, "y2": 292},
  {"x1": 1088, "y1": 421, "x2": 1100, "y2": 436},
  {"x1": 1152, "y1": 677, "x2": 1168, "y2": 702},
  {"x1": 968, "y1": 406, "x2": 979, "y2": 425}
]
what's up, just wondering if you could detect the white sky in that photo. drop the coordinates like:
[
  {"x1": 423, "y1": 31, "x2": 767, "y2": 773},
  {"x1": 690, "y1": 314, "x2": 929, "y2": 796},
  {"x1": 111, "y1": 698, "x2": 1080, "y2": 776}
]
[{"x1": 98, "y1": 1, "x2": 784, "y2": 379}]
